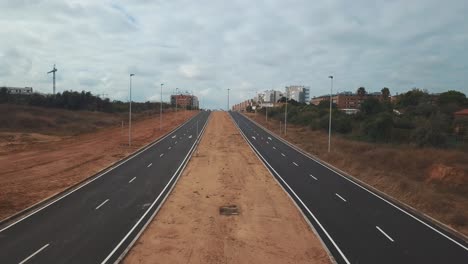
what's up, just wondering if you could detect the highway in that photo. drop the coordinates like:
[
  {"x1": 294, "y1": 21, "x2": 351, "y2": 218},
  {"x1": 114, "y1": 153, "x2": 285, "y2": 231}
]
[
  {"x1": 0, "y1": 111, "x2": 210, "y2": 264},
  {"x1": 230, "y1": 111, "x2": 468, "y2": 264}
]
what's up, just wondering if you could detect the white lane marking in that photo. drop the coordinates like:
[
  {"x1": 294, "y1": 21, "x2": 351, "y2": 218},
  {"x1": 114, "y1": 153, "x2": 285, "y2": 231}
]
[
  {"x1": 293, "y1": 162, "x2": 299, "y2": 167},
  {"x1": 0, "y1": 113, "x2": 200, "y2": 233},
  {"x1": 376, "y1": 226, "x2": 395, "y2": 242},
  {"x1": 168, "y1": 147, "x2": 171, "y2": 150},
  {"x1": 281, "y1": 153, "x2": 286, "y2": 157},
  {"x1": 147, "y1": 163, "x2": 152, "y2": 168},
  {"x1": 160, "y1": 153, "x2": 164, "y2": 157},
  {"x1": 95, "y1": 199, "x2": 110, "y2": 210},
  {"x1": 129, "y1": 177, "x2": 136, "y2": 183},
  {"x1": 252, "y1": 136, "x2": 256, "y2": 140},
  {"x1": 243, "y1": 114, "x2": 468, "y2": 251},
  {"x1": 189, "y1": 135, "x2": 192, "y2": 139},
  {"x1": 172, "y1": 135, "x2": 176, "y2": 139},
  {"x1": 266, "y1": 141, "x2": 269, "y2": 144},
  {"x1": 335, "y1": 193, "x2": 347, "y2": 202},
  {"x1": 273, "y1": 146, "x2": 276, "y2": 150},
  {"x1": 101, "y1": 115, "x2": 210, "y2": 264},
  {"x1": 310, "y1": 174, "x2": 318, "y2": 180},
  {"x1": 19, "y1": 243, "x2": 50, "y2": 264},
  {"x1": 231, "y1": 116, "x2": 351, "y2": 264},
  {"x1": 268, "y1": 137, "x2": 272, "y2": 141},
  {"x1": 175, "y1": 141, "x2": 178, "y2": 144},
  {"x1": 184, "y1": 134, "x2": 186, "y2": 136}
]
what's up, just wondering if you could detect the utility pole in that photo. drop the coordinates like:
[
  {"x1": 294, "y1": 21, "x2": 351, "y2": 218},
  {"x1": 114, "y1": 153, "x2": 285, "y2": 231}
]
[
  {"x1": 328, "y1": 75, "x2": 334, "y2": 153},
  {"x1": 227, "y1": 88, "x2": 230, "y2": 111},
  {"x1": 129, "y1": 73, "x2": 135, "y2": 146},
  {"x1": 47, "y1": 64, "x2": 58, "y2": 95},
  {"x1": 160, "y1": 83, "x2": 164, "y2": 130}
]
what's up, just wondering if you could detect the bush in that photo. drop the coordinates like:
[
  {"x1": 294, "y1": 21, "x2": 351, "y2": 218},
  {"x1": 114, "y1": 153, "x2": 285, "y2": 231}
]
[{"x1": 361, "y1": 112, "x2": 393, "y2": 142}]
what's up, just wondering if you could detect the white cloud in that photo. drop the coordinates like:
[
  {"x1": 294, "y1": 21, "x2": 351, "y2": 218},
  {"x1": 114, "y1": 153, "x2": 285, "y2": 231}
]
[{"x1": 0, "y1": 0, "x2": 467, "y2": 108}]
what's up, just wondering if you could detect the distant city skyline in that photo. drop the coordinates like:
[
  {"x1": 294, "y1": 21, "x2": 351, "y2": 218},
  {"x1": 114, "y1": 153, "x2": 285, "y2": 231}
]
[{"x1": 0, "y1": 0, "x2": 467, "y2": 109}]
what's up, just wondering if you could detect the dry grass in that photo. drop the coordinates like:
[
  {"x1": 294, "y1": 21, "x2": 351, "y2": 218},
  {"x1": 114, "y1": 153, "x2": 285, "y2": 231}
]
[
  {"x1": 0, "y1": 104, "x2": 158, "y2": 136},
  {"x1": 248, "y1": 113, "x2": 468, "y2": 236}
]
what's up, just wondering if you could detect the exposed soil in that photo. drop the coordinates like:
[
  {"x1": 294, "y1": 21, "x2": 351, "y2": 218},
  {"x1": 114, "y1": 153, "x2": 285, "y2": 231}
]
[
  {"x1": 0, "y1": 109, "x2": 196, "y2": 221},
  {"x1": 246, "y1": 112, "x2": 468, "y2": 236},
  {"x1": 124, "y1": 111, "x2": 330, "y2": 264}
]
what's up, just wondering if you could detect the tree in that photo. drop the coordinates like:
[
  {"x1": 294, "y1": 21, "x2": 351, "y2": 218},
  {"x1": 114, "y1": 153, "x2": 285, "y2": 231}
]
[
  {"x1": 360, "y1": 97, "x2": 383, "y2": 115},
  {"x1": 357, "y1": 87, "x2": 367, "y2": 97},
  {"x1": 0, "y1": 87, "x2": 10, "y2": 103},
  {"x1": 381, "y1": 87, "x2": 390, "y2": 100},
  {"x1": 362, "y1": 112, "x2": 393, "y2": 142}
]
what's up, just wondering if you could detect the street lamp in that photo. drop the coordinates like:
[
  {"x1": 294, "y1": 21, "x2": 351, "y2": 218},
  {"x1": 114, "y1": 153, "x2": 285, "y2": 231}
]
[
  {"x1": 160, "y1": 83, "x2": 164, "y2": 130},
  {"x1": 129, "y1": 73, "x2": 135, "y2": 147},
  {"x1": 175, "y1": 88, "x2": 179, "y2": 112},
  {"x1": 227, "y1": 88, "x2": 230, "y2": 111},
  {"x1": 328, "y1": 75, "x2": 333, "y2": 153},
  {"x1": 284, "y1": 88, "x2": 288, "y2": 135}
]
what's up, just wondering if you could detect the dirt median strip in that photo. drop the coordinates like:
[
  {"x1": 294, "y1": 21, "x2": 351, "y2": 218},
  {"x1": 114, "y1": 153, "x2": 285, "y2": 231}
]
[{"x1": 124, "y1": 111, "x2": 330, "y2": 264}]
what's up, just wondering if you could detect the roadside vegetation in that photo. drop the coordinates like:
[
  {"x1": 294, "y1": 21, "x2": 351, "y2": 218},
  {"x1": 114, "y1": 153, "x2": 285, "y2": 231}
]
[
  {"x1": 247, "y1": 88, "x2": 468, "y2": 236},
  {"x1": 0, "y1": 88, "x2": 173, "y2": 113},
  {"x1": 255, "y1": 88, "x2": 468, "y2": 149}
]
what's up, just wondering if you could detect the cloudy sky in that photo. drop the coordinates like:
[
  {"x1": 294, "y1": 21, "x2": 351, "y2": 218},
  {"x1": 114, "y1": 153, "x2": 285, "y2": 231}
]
[{"x1": 1, "y1": 0, "x2": 467, "y2": 109}]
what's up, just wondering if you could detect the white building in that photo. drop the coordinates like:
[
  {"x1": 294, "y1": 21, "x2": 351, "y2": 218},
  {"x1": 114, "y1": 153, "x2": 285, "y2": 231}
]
[
  {"x1": 285, "y1": 85, "x2": 310, "y2": 103},
  {"x1": 263, "y1": 90, "x2": 283, "y2": 103}
]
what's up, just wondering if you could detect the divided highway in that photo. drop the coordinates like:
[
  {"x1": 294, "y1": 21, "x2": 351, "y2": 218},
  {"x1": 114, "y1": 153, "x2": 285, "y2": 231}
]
[
  {"x1": 230, "y1": 111, "x2": 468, "y2": 264},
  {"x1": 0, "y1": 111, "x2": 210, "y2": 264}
]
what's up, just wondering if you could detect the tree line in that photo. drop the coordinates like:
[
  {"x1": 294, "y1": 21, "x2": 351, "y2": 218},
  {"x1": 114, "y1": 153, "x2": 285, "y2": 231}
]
[
  {"x1": 0, "y1": 88, "x2": 170, "y2": 113},
  {"x1": 254, "y1": 88, "x2": 468, "y2": 148}
]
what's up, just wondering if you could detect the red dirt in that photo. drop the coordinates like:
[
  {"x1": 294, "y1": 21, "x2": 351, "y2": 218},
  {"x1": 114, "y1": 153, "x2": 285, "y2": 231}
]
[
  {"x1": 0, "y1": 110, "x2": 196, "y2": 221},
  {"x1": 124, "y1": 111, "x2": 331, "y2": 264}
]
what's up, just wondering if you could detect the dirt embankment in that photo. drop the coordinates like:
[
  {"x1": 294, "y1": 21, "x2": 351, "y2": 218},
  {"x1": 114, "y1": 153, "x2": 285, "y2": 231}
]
[
  {"x1": 124, "y1": 111, "x2": 330, "y2": 264},
  {"x1": 246, "y1": 113, "x2": 468, "y2": 236},
  {"x1": 0, "y1": 108, "x2": 196, "y2": 221}
]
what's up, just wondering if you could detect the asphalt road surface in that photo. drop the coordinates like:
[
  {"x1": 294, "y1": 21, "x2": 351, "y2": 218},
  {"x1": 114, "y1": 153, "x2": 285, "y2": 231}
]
[
  {"x1": 0, "y1": 111, "x2": 210, "y2": 264},
  {"x1": 230, "y1": 111, "x2": 468, "y2": 264}
]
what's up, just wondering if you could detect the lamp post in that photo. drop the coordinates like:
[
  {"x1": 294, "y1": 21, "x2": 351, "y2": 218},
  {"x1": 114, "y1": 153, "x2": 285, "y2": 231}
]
[
  {"x1": 227, "y1": 88, "x2": 230, "y2": 111},
  {"x1": 328, "y1": 75, "x2": 333, "y2": 152},
  {"x1": 160, "y1": 83, "x2": 163, "y2": 130},
  {"x1": 128, "y1": 73, "x2": 135, "y2": 147},
  {"x1": 175, "y1": 88, "x2": 179, "y2": 112},
  {"x1": 284, "y1": 88, "x2": 288, "y2": 135}
]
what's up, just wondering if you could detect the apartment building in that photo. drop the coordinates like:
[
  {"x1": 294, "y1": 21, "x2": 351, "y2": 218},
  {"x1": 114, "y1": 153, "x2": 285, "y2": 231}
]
[
  {"x1": 285, "y1": 85, "x2": 310, "y2": 103},
  {"x1": 311, "y1": 91, "x2": 383, "y2": 109}
]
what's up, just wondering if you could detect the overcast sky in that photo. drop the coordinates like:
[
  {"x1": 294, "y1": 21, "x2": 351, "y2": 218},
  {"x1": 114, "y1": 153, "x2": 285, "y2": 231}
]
[{"x1": 1, "y1": 0, "x2": 467, "y2": 109}]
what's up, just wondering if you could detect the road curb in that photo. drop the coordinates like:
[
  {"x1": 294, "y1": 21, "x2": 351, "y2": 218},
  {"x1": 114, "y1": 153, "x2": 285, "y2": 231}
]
[
  {"x1": 241, "y1": 112, "x2": 468, "y2": 245},
  {"x1": 0, "y1": 112, "x2": 200, "y2": 230}
]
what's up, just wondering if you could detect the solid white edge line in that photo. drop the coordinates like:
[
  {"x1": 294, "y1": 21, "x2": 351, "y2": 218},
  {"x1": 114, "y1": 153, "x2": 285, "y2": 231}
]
[
  {"x1": 293, "y1": 162, "x2": 299, "y2": 167},
  {"x1": 230, "y1": 113, "x2": 346, "y2": 264},
  {"x1": 376, "y1": 226, "x2": 395, "y2": 242},
  {"x1": 95, "y1": 199, "x2": 110, "y2": 210},
  {"x1": 18, "y1": 243, "x2": 49, "y2": 264},
  {"x1": 147, "y1": 163, "x2": 152, "y2": 168},
  {"x1": 104, "y1": 113, "x2": 211, "y2": 264},
  {"x1": 128, "y1": 177, "x2": 136, "y2": 183},
  {"x1": 240, "y1": 112, "x2": 468, "y2": 251},
  {"x1": 0, "y1": 113, "x2": 200, "y2": 233},
  {"x1": 310, "y1": 174, "x2": 318, "y2": 181},
  {"x1": 335, "y1": 193, "x2": 347, "y2": 202}
]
